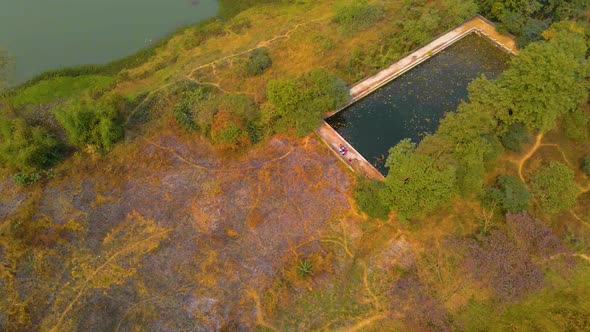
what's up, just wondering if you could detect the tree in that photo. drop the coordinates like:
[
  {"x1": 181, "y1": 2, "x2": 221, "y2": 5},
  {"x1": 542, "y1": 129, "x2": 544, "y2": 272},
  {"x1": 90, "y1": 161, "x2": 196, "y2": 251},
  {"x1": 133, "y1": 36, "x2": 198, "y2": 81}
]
[
  {"x1": 244, "y1": 48, "x2": 272, "y2": 76},
  {"x1": 500, "y1": 123, "x2": 530, "y2": 152},
  {"x1": 0, "y1": 116, "x2": 64, "y2": 171},
  {"x1": 266, "y1": 69, "x2": 349, "y2": 136},
  {"x1": 531, "y1": 162, "x2": 578, "y2": 214},
  {"x1": 434, "y1": 103, "x2": 501, "y2": 196},
  {"x1": 383, "y1": 139, "x2": 456, "y2": 221},
  {"x1": 494, "y1": 22, "x2": 588, "y2": 133},
  {"x1": 56, "y1": 98, "x2": 124, "y2": 153}
]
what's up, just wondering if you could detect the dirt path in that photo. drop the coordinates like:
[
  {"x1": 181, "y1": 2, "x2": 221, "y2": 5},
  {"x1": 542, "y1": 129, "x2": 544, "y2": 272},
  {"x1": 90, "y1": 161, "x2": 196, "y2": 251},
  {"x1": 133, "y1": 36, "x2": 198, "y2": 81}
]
[
  {"x1": 517, "y1": 133, "x2": 544, "y2": 183},
  {"x1": 336, "y1": 314, "x2": 388, "y2": 332},
  {"x1": 50, "y1": 227, "x2": 172, "y2": 332},
  {"x1": 125, "y1": 19, "x2": 323, "y2": 126}
]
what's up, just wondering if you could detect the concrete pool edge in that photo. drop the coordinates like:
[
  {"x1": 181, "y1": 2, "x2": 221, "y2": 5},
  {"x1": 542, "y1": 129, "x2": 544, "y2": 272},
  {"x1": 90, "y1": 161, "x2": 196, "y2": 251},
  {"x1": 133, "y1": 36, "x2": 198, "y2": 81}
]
[{"x1": 316, "y1": 15, "x2": 517, "y2": 181}]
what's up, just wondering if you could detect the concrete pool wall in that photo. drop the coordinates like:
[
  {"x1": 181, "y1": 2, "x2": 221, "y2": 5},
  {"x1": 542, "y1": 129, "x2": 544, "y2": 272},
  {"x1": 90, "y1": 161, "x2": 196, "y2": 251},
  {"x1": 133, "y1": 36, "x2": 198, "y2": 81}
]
[{"x1": 316, "y1": 15, "x2": 517, "y2": 181}]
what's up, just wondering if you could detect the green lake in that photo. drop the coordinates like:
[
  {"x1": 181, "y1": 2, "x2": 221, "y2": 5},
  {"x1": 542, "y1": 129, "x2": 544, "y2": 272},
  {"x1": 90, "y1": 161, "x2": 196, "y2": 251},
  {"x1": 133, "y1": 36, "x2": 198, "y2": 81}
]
[
  {"x1": 0, "y1": 0, "x2": 218, "y2": 84},
  {"x1": 327, "y1": 33, "x2": 511, "y2": 175}
]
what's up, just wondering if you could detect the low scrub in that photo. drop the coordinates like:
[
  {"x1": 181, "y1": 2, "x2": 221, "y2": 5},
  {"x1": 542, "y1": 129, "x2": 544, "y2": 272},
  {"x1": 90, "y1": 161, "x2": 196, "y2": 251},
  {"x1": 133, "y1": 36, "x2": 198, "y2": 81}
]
[
  {"x1": 265, "y1": 68, "x2": 349, "y2": 136},
  {"x1": 333, "y1": 0, "x2": 384, "y2": 35}
]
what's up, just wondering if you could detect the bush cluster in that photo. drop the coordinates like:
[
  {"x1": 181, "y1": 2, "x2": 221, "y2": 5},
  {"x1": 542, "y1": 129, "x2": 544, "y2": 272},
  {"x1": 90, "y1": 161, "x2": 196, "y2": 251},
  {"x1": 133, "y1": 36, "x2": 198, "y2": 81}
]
[
  {"x1": 333, "y1": 0, "x2": 384, "y2": 35},
  {"x1": 484, "y1": 176, "x2": 530, "y2": 213},
  {"x1": 353, "y1": 177, "x2": 391, "y2": 220},
  {"x1": 244, "y1": 48, "x2": 272, "y2": 76},
  {"x1": 173, "y1": 86, "x2": 261, "y2": 150},
  {"x1": 0, "y1": 117, "x2": 64, "y2": 172},
  {"x1": 55, "y1": 98, "x2": 125, "y2": 154},
  {"x1": 265, "y1": 68, "x2": 349, "y2": 136}
]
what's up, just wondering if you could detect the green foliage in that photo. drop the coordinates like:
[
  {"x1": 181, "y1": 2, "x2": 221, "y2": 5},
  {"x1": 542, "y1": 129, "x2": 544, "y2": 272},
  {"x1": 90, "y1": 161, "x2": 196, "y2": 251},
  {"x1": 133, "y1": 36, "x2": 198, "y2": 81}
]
[
  {"x1": 266, "y1": 69, "x2": 349, "y2": 136},
  {"x1": 55, "y1": 98, "x2": 124, "y2": 153},
  {"x1": 476, "y1": 0, "x2": 589, "y2": 46},
  {"x1": 562, "y1": 107, "x2": 590, "y2": 142},
  {"x1": 10, "y1": 75, "x2": 114, "y2": 107},
  {"x1": 296, "y1": 259, "x2": 313, "y2": 278},
  {"x1": 484, "y1": 175, "x2": 530, "y2": 213},
  {"x1": 176, "y1": 86, "x2": 218, "y2": 135},
  {"x1": 174, "y1": 86, "x2": 262, "y2": 148},
  {"x1": 500, "y1": 123, "x2": 530, "y2": 152},
  {"x1": 12, "y1": 172, "x2": 42, "y2": 185},
  {"x1": 531, "y1": 162, "x2": 578, "y2": 214},
  {"x1": 0, "y1": 117, "x2": 64, "y2": 171},
  {"x1": 245, "y1": 48, "x2": 272, "y2": 76},
  {"x1": 383, "y1": 139, "x2": 456, "y2": 221},
  {"x1": 210, "y1": 112, "x2": 251, "y2": 151},
  {"x1": 343, "y1": 0, "x2": 477, "y2": 80},
  {"x1": 471, "y1": 22, "x2": 588, "y2": 133},
  {"x1": 353, "y1": 177, "x2": 391, "y2": 220},
  {"x1": 582, "y1": 157, "x2": 590, "y2": 177},
  {"x1": 333, "y1": 0, "x2": 384, "y2": 35}
]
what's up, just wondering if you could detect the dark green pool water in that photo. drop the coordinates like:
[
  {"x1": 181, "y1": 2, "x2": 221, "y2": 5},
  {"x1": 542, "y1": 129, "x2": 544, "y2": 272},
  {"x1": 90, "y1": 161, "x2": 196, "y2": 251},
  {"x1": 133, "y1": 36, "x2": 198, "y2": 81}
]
[{"x1": 327, "y1": 33, "x2": 510, "y2": 175}]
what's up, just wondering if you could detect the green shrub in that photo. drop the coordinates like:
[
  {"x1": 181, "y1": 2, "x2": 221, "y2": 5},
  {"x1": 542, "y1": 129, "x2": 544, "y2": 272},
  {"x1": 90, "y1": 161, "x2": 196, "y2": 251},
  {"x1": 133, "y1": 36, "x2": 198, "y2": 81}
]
[
  {"x1": 12, "y1": 172, "x2": 42, "y2": 185},
  {"x1": 210, "y1": 111, "x2": 251, "y2": 151},
  {"x1": 55, "y1": 99, "x2": 124, "y2": 153},
  {"x1": 244, "y1": 48, "x2": 272, "y2": 76},
  {"x1": 266, "y1": 68, "x2": 349, "y2": 136},
  {"x1": 333, "y1": 0, "x2": 384, "y2": 35},
  {"x1": 484, "y1": 175, "x2": 530, "y2": 213},
  {"x1": 173, "y1": 86, "x2": 215, "y2": 133},
  {"x1": 531, "y1": 162, "x2": 578, "y2": 214},
  {"x1": 562, "y1": 108, "x2": 590, "y2": 142},
  {"x1": 582, "y1": 157, "x2": 590, "y2": 177},
  {"x1": 296, "y1": 259, "x2": 313, "y2": 278},
  {"x1": 0, "y1": 117, "x2": 64, "y2": 171},
  {"x1": 353, "y1": 177, "x2": 391, "y2": 220},
  {"x1": 500, "y1": 123, "x2": 530, "y2": 152}
]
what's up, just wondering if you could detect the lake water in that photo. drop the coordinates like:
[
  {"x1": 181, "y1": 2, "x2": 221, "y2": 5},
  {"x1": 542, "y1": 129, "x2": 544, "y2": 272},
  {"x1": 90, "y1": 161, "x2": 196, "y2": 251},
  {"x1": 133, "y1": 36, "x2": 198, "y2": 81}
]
[
  {"x1": 327, "y1": 34, "x2": 510, "y2": 175},
  {"x1": 0, "y1": 0, "x2": 218, "y2": 84}
]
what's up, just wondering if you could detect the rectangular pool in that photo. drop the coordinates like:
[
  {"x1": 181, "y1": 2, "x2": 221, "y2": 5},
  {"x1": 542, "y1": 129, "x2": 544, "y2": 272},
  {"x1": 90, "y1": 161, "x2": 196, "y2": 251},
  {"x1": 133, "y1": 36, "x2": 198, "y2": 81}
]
[{"x1": 326, "y1": 33, "x2": 510, "y2": 175}]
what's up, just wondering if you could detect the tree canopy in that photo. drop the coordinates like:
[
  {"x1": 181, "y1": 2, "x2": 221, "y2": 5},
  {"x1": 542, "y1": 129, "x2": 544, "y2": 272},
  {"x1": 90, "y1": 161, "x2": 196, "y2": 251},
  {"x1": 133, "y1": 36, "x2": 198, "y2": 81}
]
[
  {"x1": 383, "y1": 139, "x2": 456, "y2": 221},
  {"x1": 469, "y1": 22, "x2": 589, "y2": 133}
]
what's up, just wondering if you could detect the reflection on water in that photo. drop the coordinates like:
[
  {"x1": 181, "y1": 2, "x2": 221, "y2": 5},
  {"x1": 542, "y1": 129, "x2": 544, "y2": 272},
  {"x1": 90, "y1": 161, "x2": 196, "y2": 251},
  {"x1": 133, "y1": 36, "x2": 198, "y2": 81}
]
[{"x1": 327, "y1": 34, "x2": 510, "y2": 175}]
